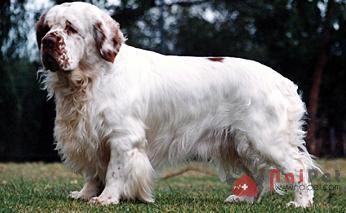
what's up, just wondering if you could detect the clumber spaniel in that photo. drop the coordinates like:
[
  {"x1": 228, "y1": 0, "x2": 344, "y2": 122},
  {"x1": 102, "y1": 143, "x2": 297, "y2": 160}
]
[{"x1": 36, "y1": 2, "x2": 318, "y2": 207}]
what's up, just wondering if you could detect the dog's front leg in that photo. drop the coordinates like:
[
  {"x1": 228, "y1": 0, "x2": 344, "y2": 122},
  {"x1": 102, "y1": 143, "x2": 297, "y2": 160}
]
[
  {"x1": 70, "y1": 177, "x2": 103, "y2": 201},
  {"x1": 90, "y1": 134, "x2": 155, "y2": 205}
]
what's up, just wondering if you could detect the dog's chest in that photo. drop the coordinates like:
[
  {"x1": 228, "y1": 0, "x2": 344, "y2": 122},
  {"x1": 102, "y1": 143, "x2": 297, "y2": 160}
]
[{"x1": 54, "y1": 90, "x2": 109, "y2": 175}]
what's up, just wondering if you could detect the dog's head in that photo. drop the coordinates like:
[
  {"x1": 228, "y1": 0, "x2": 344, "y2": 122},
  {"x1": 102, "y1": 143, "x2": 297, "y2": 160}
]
[{"x1": 36, "y1": 2, "x2": 124, "y2": 72}]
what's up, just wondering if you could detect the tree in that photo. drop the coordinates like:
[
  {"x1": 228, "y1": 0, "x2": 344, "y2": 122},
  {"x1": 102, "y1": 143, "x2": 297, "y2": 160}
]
[
  {"x1": 0, "y1": 0, "x2": 21, "y2": 160},
  {"x1": 0, "y1": 0, "x2": 345, "y2": 161}
]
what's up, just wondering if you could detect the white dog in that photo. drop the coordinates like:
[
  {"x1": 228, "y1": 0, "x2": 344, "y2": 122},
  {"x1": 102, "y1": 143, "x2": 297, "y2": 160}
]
[{"x1": 36, "y1": 2, "x2": 318, "y2": 207}]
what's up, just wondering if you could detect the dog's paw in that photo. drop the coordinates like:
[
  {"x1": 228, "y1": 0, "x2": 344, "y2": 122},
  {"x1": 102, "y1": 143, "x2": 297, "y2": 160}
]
[
  {"x1": 69, "y1": 191, "x2": 81, "y2": 200},
  {"x1": 69, "y1": 191, "x2": 94, "y2": 201},
  {"x1": 224, "y1": 195, "x2": 255, "y2": 204},
  {"x1": 286, "y1": 200, "x2": 312, "y2": 208},
  {"x1": 89, "y1": 196, "x2": 119, "y2": 205}
]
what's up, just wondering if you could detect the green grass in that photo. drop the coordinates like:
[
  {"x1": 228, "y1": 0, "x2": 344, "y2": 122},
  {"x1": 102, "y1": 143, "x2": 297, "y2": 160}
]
[{"x1": 0, "y1": 160, "x2": 345, "y2": 212}]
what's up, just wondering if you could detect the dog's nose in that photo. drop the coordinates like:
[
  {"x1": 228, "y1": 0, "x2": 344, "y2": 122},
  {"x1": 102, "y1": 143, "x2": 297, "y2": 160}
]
[{"x1": 42, "y1": 35, "x2": 57, "y2": 49}]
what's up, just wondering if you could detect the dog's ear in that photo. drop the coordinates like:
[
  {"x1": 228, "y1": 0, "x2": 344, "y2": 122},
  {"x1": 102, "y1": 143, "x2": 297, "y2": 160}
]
[
  {"x1": 35, "y1": 13, "x2": 49, "y2": 50},
  {"x1": 93, "y1": 16, "x2": 124, "y2": 63}
]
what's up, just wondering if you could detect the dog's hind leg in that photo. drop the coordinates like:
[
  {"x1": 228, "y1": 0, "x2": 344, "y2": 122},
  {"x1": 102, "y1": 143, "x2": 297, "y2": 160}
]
[
  {"x1": 219, "y1": 132, "x2": 267, "y2": 204},
  {"x1": 248, "y1": 133, "x2": 315, "y2": 208},
  {"x1": 224, "y1": 149, "x2": 268, "y2": 204}
]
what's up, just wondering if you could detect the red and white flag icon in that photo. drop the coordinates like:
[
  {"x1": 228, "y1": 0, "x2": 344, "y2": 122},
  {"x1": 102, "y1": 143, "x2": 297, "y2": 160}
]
[{"x1": 232, "y1": 175, "x2": 258, "y2": 197}]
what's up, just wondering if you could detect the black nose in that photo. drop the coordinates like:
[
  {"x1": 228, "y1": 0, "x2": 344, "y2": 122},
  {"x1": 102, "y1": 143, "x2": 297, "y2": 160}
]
[{"x1": 42, "y1": 35, "x2": 57, "y2": 49}]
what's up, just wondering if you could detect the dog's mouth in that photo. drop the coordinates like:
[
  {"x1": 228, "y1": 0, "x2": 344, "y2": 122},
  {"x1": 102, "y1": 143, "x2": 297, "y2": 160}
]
[
  {"x1": 42, "y1": 53, "x2": 60, "y2": 72},
  {"x1": 42, "y1": 52, "x2": 72, "y2": 73}
]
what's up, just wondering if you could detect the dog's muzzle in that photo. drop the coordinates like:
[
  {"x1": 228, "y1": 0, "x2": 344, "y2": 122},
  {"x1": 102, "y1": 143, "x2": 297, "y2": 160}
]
[{"x1": 41, "y1": 33, "x2": 63, "y2": 72}]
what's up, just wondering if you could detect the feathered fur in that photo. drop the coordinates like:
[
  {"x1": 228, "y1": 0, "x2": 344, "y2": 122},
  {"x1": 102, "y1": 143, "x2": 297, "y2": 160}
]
[{"x1": 37, "y1": 2, "x2": 318, "y2": 207}]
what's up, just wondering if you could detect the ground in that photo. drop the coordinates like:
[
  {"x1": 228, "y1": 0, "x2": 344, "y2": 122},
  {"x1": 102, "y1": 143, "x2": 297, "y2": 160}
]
[{"x1": 0, "y1": 160, "x2": 345, "y2": 212}]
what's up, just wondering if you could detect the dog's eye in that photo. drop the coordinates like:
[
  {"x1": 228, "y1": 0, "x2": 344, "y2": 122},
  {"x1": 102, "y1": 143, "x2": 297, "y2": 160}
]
[{"x1": 65, "y1": 22, "x2": 78, "y2": 35}]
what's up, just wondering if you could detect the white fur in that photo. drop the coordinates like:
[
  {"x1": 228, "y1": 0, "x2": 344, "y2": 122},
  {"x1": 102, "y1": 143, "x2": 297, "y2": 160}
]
[{"x1": 37, "y1": 2, "x2": 318, "y2": 207}]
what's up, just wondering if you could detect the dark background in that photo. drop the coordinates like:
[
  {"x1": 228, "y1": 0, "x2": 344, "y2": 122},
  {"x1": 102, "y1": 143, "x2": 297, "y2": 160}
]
[{"x1": 0, "y1": 0, "x2": 345, "y2": 162}]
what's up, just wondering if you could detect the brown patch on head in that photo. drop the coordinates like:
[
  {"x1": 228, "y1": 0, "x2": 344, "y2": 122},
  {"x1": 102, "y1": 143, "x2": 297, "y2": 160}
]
[
  {"x1": 111, "y1": 23, "x2": 123, "y2": 59},
  {"x1": 94, "y1": 22, "x2": 113, "y2": 62},
  {"x1": 101, "y1": 50, "x2": 116, "y2": 63},
  {"x1": 94, "y1": 22, "x2": 105, "y2": 47},
  {"x1": 207, "y1": 57, "x2": 224, "y2": 62},
  {"x1": 35, "y1": 13, "x2": 50, "y2": 49},
  {"x1": 94, "y1": 18, "x2": 124, "y2": 63}
]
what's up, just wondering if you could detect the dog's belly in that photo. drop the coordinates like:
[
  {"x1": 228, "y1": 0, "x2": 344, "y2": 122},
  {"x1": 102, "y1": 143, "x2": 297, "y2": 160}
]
[{"x1": 144, "y1": 89, "x2": 250, "y2": 169}]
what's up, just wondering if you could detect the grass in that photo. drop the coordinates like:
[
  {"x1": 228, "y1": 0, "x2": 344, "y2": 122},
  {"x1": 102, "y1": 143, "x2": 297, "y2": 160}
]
[{"x1": 0, "y1": 160, "x2": 345, "y2": 212}]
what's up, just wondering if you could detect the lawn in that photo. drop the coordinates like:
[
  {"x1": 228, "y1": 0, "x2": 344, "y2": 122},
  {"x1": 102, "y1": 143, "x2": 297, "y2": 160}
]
[{"x1": 0, "y1": 160, "x2": 345, "y2": 212}]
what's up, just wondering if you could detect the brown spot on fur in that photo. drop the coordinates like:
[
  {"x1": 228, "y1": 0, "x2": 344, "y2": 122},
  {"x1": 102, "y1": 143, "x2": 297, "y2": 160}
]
[
  {"x1": 207, "y1": 57, "x2": 224, "y2": 62},
  {"x1": 110, "y1": 22, "x2": 123, "y2": 59},
  {"x1": 41, "y1": 31, "x2": 69, "y2": 71},
  {"x1": 102, "y1": 50, "x2": 116, "y2": 63},
  {"x1": 52, "y1": 32, "x2": 69, "y2": 67},
  {"x1": 94, "y1": 22, "x2": 105, "y2": 50},
  {"x1": 94, "y1": 17, "x2": 124, "y2": 63}
]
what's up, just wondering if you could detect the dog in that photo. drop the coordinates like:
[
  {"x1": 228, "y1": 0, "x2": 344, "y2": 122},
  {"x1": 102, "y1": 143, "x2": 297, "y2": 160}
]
[{"x1": 36, "y1": 2, "x2": 318, "y2": 207}]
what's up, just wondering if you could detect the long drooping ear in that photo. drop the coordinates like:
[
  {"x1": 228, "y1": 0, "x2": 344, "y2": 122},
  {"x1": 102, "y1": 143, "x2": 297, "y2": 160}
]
[
  {"x1": 93, "y1": 16, "x2": 124, "y2": 63},
  {"x1": 35, "y1": 13, "x2": 49, "y2": 50}
]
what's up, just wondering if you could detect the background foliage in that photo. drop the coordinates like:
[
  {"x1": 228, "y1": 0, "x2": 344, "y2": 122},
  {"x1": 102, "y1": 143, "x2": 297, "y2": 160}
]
[{"x1": 0, "y1": 0, "x2": 345, "y2": 161}]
